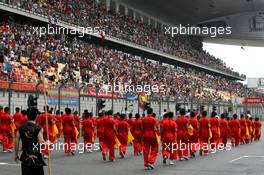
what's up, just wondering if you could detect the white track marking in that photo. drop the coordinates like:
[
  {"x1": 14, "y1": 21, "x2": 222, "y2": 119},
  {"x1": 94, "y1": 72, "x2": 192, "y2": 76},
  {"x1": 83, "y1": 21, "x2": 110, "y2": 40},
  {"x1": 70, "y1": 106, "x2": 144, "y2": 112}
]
[
  {"x1": 0, "y1": 162, "x2": 20, "y2": 166},
  {"x1": 229, "y1": 155, "x2": 248, "y2": 163},
  {"x1": 229, "y1": 155, "x2": 264, "y2": 163}
]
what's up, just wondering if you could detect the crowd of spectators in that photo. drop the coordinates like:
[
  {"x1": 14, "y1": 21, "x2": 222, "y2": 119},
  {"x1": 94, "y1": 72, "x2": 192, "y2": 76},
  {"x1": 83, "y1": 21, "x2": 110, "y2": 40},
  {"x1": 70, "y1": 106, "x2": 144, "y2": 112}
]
[
  {"x1": 0, "y1": 22, "x2": 260, "y2": 103},
  {"x1": 0, "y1": 0, "x2": 245, "y2": 78}
]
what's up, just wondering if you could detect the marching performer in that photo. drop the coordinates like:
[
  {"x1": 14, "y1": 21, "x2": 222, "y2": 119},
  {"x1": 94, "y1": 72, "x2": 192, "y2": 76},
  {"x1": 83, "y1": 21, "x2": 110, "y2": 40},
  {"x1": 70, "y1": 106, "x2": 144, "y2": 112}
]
[
  {"x1": 239, "y1": 114, "x2": 247, "y2": 144},
  {"x1": 116, "y1": 114, "x2": 129, "y2": 158},
  {"x1": 175, "y1": 108, "x2": 189, "y2": 160},
  {"x1": 0, "y1": 107, "x2": 14, "y2": 152},
  {"x1": 141, "y1": 108, "x2": 159, "y2": 169},
  {"x1": 62, "y1": 108, "x2": 77, "y2": 156},
  {"x1": 131, "y1": 113, "x2": 143, "y2": 156},
  {"x1": 209, "y1": 111, "x2": 220, "y2": 152},
  {"x1": 101, "y1": 110, "x2": 117, "y2": 161},
  {"x1": 82, "y1": 112, "x2": 95, "y2": 152},
  {"x1": 230, "y1": 114, "x2": 240, "y2": 147},
  {"x1": 219, "y1": 113, "x2": 229, "y2": 148},
  {"x1": 160, "y1": 112, "x2": 177, "y2": 165},
  {"x1": 199, "y1": 111, "x2": 210, "y2": 155},
  {"x1": 188, "y1": 111, "x2": 199, "y2": 158}
]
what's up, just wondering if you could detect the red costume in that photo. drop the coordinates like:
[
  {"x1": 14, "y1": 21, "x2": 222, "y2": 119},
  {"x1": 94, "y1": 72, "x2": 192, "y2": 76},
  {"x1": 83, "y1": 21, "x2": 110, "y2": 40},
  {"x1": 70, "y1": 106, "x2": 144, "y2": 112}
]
[
  {"x1": 102, "y1": 115, "x2": 116, "y2": 161},
  {"x1": 188, "y1": 117, "x2": 199, "y2": 154},
  {"x1": 142, "y1": 114, "x2": 159, "y2": 167},
  {"x1": 254, "y1": 120, "x2": 261, "y2": 141},
  {"x1": 229, "y1": 119, "x2": 240, "y2": 147},
  {"x1": 36, "y1": 112, "x2": 55, "y2": 155},
  {"x1": 62, "y1": 113, "x2": 76, "y2": 154},
  {"x1": 0, "y1": 109, "x2": 3, "y2": 141},
  {"x1": 161, "y1": 118, "x2": 177, "y2": 161},
  {"x1": 209, "y1": 116, "x2": 220, "y2": 149},
  {"x1": 116, "y1": 120, "x2": 129, "y2": 156},
  {"x1": 54, "y1": 114, "x2": 62, "y2": 137},
  {"x1": 131, "y1": 118, "x2": 143, "y2": 155},
  {"x1": 13, "y1": 112, "x2": 23, "y2": 129},
  {"x1": 95, "y1": 116, "x2": 105, "y2": 151},
  {"x1": 82, "y1": 117, "x2": 94, "y2": 146},
  {"x1": 239, "y1": 118, "x2": 247, "y2": 143},
  {"x1": 0, "y1": 112, "x2": 14, "y2": 151},
  {"x1": 219, "y1": 118, "x2": 229, "y2": 147},
  {"x1": 245, "y1": 119, "x2": 252, "y2": 143},
  {"x1": 199, "y1": 116, "x2": 210, "y2": 154},
  {"x1": 175, "y1": 115, "x2": 189, "y2": 159},
  {"x1": 73, "y1": 114, "x2": 81, "y2": 138}
]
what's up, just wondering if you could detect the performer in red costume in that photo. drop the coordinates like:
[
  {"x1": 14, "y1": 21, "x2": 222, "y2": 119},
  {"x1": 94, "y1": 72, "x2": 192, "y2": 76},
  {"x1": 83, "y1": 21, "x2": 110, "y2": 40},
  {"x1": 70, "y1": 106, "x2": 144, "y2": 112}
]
[
  {"x1": 199, "y1": 111, "x2": 210, "y2": 155},
  {"x1": 101, "y1": 110, "x2": 117, "y2": 161},
  {"x1": 82, "y1": 112, "x2": 95, "y2": 152},
  {"x1": 73, "y1": 111, "x2": 81, "y2": 139},
  {"x1": 209, "y1": 111, "x2": 220, "y2": 151},
  {"x1": 35, "y1": 106, "x2": 55, "y2": 157},
  {"x1": 254, "y1": 117, "x2": 262, "y2": 141},
  {"x1": 116, "y1": 114, "x2": 129, "y2": 158},
  {"x1": 188, "y1": 111, "x2": 199, "y2": 158},
  {"x1": 239, "y1": 114, "x2": 247, "y2": 144},
  {"x1": 62, "y1": 108, "x2": 77, "y2": 156},
  {"x1": 161, "y1": 112, "x2": 177, "y2": 165},
  {"x1": 141, "y1": 108, "x2": 159, "y2": 170},
  {"x1": 230, "y1": 114, "x2": 240, "y2": 147},
  {"x1": 131, "y1": 113, "x2": 143, "y2": 156},
  {"x1": 54, "y1": 110, "x2": 62, "y2": 137},
  {"x1": 1, "y1": 107, "x2": 14, "y2": 152},
  {"x1": 219, "y1": 113, "x2": 229, "y2": 148},
  {"x1": 175, "y1": 108, "x2": 189, "y2": 160},
  {"x1": 0, "y1": 106, "x2": 4, "y2": 142},
  {"x1": 13, "y1": 107, "x2": 23, "y2": 136}
]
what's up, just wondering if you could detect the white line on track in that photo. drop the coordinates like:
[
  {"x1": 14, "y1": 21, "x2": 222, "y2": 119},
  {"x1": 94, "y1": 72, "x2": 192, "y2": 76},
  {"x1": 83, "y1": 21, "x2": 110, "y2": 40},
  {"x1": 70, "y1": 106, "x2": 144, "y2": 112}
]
[
  {"x1": 247, "y1": 155, "x2": 264, "y2": 158},
  {"x1": 229, "y1": 155, "x2": 264, "y2": 163},
  {"x1": 229, "y1": 155, "x2": 248, "y2": 163},
  {"x1": 0, "y1": 162, "x2": 20, "y2": 166}
]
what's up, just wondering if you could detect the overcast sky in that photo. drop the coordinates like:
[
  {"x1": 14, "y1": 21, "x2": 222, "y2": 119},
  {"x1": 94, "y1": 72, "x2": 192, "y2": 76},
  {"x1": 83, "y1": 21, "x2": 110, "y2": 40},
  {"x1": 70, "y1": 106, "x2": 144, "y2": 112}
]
[{"x1": 203, "y1": 43, "x2": 264, "y2": 82}]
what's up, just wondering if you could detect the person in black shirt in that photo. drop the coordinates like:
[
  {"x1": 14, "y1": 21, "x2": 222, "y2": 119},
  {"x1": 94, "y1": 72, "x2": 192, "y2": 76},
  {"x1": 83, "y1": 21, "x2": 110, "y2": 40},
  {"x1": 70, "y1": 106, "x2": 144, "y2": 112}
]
[{"x1": 14, "y1": 108, "x2": 46, "y2": 175}]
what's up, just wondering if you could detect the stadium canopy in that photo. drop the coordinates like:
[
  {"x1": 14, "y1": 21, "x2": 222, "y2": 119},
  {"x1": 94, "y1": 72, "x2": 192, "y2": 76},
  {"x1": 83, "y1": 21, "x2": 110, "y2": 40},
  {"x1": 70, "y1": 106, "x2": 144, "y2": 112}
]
[{"x1": 115, "y1": 0, "x2": 264, "y2": 47}]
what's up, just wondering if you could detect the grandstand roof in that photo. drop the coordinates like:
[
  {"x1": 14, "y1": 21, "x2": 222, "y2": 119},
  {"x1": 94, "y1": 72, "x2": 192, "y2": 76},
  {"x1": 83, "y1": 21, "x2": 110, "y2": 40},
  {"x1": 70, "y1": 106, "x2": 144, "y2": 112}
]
[
  {"x1": 115, "y1": 0, "x2": 264, "y2": 47},
  {"x1": 116, "y1": 0, "x2": 263, "y2": 25}
]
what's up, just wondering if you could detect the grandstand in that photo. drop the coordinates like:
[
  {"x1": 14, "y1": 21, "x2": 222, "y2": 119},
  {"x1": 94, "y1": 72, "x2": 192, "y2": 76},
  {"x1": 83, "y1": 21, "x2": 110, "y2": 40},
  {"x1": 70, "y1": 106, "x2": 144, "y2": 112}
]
[{"x1": 0, "y1": 0, "x2": 263, "y2": 116}]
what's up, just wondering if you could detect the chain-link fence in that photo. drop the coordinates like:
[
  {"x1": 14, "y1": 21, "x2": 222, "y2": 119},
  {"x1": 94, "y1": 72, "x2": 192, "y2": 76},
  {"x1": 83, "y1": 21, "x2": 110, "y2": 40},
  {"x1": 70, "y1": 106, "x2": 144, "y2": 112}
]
[{"x1": 0, "y1": 81, "x2": 263, "y2": 120}]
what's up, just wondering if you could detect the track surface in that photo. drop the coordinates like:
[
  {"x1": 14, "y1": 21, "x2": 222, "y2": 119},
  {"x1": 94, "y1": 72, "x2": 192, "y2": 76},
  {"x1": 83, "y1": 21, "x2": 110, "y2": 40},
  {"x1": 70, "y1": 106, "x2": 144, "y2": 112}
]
[{"x1": 0, "y1": 126, "x2": 263, "y2": 175}]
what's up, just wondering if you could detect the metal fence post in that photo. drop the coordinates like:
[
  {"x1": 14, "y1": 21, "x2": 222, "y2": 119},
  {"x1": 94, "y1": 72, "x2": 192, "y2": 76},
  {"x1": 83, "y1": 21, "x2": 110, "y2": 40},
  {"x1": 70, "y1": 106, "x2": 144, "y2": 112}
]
[
  {"x1": 78, "y1": 84, "x2": 85, "y2": 116},
  {"x1": 8, "y1": 80, "x2": 13, "y2": 110}
]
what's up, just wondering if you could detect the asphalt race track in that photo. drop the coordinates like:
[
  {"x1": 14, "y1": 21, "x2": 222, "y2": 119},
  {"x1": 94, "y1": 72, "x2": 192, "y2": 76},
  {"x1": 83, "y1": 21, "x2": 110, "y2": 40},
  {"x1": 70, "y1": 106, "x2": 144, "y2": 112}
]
[{"x1": 1, "y1": 126, "x2": 263, "y2": 175}]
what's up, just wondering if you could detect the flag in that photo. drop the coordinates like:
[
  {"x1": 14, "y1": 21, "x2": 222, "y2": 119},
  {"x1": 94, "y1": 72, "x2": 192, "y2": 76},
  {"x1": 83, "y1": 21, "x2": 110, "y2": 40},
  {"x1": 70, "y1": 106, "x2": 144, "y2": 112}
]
[
  {"x1": 209, "y1": 128, "x2": 212, "y2": 140},
  {"x1": 10, "y1": 122, "x2": 16, "y2": 133},
  {"x1": 156, "y1": 133, "x2": 160, "y2": 144},
  {"x1": 92, "y1": 133, "x2": 96, "y2": 142},
  {"x1": 188, "y1": 124, "x2": 194, "y2": 136},
  {"x1": 246, "y1": 126, "x2": 250, "y2": 138},
  {"x1": 139, "y1": 92, "x2": 147, "y2": 109},
  {"x1": 115, "y1": 136, "x2": 121, "y2": 148},
  {"x1": 51, "y1": 124, "x2": 59, "y2": 137},
  {"x1": 250, "y1": 126, "x2": 253, "y2": 134},
  {"x1": 127, "y1": 130, "x2": 134, "y2": 144},
  {"x1": 74, "y1": 127, "x2": 79, "y2": 139}
]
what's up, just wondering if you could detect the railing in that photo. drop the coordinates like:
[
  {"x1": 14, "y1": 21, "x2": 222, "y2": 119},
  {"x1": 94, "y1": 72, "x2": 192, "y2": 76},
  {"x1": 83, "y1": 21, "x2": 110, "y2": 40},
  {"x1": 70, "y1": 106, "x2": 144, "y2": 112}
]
[{"x1": 0, "y1": 81, "x2": 263, "y2": 120}]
